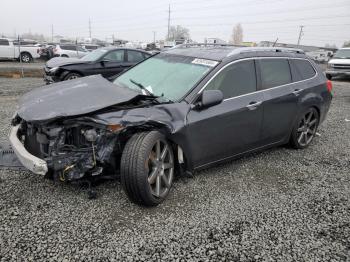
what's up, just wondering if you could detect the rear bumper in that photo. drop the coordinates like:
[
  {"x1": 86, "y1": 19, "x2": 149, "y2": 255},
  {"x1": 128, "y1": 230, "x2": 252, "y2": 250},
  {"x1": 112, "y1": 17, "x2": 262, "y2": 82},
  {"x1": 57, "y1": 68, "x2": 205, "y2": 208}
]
[{"x1": 9, "y1": 125, "x2": 48, "y2": 175}]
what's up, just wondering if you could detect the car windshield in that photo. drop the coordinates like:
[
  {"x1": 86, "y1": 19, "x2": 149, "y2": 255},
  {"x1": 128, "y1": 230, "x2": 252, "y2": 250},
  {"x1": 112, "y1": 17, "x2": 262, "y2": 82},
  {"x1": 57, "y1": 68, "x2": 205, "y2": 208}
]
[
  {"x1": 80, "y1": 49, "x2": 108, "y2": 61},
  {"x1": 113, "y1": 54, "x2": 215, "y2": 101},
  {"x1": 333, "y1": 49, "x2": 350, "y2": 59}
]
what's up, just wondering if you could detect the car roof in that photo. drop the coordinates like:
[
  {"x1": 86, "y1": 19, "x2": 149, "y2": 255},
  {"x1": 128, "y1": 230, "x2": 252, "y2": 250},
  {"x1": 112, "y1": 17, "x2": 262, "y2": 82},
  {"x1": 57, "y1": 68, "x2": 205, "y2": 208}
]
[
  {"x1": 99, "y1": 46, "x2": 150, "y2": 53},
  {"x1": 165, "y1": 46, "x2": 238, "y2": 61},
  {"x1": 164, "y1": 44, "x2": 305, "y2": 61}
]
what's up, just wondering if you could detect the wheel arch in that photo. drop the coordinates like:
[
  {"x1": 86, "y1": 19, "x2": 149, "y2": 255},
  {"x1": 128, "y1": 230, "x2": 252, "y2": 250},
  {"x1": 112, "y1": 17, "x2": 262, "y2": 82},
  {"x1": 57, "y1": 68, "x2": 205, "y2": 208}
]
[{"x1": 118, "y1": 123, "x2": 193, "y2": 173}]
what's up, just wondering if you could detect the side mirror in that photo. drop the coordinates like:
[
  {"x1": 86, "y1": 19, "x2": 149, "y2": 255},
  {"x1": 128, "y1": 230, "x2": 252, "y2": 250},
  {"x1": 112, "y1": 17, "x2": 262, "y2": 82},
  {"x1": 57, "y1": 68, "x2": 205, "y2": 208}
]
[
  {"x1": 100, "y1": 59, "x2": 110, "y2": 66},
  {"x1": 329, "y1": 54, "x2": 333, "y2": 58},
  {"x1": 194, "y1": 90, "x2": 223, "y2": 110}
]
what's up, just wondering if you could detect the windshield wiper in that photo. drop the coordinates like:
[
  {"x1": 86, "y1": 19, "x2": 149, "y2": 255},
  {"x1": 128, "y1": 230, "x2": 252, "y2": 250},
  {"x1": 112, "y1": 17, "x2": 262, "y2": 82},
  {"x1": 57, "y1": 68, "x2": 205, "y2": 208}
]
[
  {"x1": 129, "y1": 78, "x2": 173, "y2": 104},
  {"x1": 129, "y1": 79, "x2": 154, "y2": 97}
]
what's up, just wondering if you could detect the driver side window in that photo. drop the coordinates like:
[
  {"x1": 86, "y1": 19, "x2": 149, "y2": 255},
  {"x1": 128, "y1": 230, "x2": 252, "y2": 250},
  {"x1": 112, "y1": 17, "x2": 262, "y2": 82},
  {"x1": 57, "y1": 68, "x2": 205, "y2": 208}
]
[
  {"x1": 104, "y1": 50, "x2": 125, "y2": 62},
  {"x1": 205, "y1": 60, "x2": 257, "y2": 99}
]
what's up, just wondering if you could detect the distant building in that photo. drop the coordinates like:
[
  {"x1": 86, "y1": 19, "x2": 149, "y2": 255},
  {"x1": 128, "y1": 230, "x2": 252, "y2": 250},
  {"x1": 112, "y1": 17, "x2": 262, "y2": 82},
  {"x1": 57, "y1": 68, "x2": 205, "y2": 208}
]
[
  {"x1": 259, "y1": 41, "x2": 337, "y2": 53},
  {"x1": 205, "y1": 38, "x2": 227, "y2": 44}
]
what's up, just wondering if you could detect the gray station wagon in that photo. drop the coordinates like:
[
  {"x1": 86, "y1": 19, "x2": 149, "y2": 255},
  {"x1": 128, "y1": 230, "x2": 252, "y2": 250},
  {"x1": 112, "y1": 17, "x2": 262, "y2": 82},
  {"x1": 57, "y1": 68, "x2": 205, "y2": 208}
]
[{"x1": 9, "y1": 44, "x2": 333, "y2": 206}]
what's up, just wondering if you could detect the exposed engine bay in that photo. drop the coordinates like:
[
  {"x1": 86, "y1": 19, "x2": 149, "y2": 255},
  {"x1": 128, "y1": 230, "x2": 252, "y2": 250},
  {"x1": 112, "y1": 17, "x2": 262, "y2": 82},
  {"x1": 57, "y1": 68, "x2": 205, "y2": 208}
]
[{"x1": 17, "y1": 120, "x2": 119, "y2": 181}]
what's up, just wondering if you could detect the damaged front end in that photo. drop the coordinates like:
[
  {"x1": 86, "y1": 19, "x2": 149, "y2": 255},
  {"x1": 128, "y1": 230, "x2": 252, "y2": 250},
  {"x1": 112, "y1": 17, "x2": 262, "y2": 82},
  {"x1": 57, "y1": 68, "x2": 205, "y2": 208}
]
[{"x1": 11, "y1": 117, "x2": 122, "y2": 182}]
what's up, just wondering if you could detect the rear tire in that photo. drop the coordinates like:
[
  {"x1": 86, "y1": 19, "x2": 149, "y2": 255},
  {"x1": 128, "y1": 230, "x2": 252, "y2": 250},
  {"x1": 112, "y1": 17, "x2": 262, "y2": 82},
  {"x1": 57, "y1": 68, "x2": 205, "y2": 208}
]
[
  {"x1": 61, "y1": 54, "x2": 69, "y2": 58},
  {"x1": 289, "y1": 107, "x2": 319, "y2": 149},
  {"x1": 20, "y1": 52, "x2": 32, "y2": 63},
  {"x1": 326, "y1": 74, "x2": 332, "y2": 80},
  {"x1": 120, "y1": 131, "x2": 175, "y2": 206},
  {"x1": 64, "y1": 72, "x2": 81, "y2": 81}
]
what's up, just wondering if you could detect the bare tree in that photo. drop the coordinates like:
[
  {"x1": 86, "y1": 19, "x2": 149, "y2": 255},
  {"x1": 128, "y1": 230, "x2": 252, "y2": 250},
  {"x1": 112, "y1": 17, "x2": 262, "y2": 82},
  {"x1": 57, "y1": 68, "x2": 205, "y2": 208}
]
[
  {"x1": 231, "y1": 23, "x2": 243, "y2": 45},
  {"x1": 343, "y1": 41, "x2": 350, "y2": 47},
  {"x1": 167, "y1": 25, "x2": 190, "y2": 41}
]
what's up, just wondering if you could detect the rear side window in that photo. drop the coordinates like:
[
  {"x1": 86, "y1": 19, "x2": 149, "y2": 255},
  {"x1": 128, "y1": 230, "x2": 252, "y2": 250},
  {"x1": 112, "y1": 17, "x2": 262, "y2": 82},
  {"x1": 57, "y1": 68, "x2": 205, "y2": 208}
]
[
  {"x1": 259, "y1": 59, "x2": 292, "y2": 89},
  {"x1": 205, "y1": 60, "x2": 257, "y2": 99},
  {"x1": 127, "y1": 50, "x2": 144, "y2": 63},
  {"x1": 0, "y1": 39, "x2": 9, "y2": 46},
  {"x1": 290, "y1": 59, "x2": 316, "y2": 81}
]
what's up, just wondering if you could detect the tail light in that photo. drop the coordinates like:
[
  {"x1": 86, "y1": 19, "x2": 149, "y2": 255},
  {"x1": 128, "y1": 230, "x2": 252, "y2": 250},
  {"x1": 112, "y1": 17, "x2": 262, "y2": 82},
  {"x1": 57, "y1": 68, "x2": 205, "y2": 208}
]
[
  {"x1": 326, "y1": 80, "x2": 333, "y2": 93},
  {"x1": 53, "y1": 48, "x2": 57, "y2": 53},
  {"x1": 37, "y1": 49, "x2": 39, "y2": 53}
]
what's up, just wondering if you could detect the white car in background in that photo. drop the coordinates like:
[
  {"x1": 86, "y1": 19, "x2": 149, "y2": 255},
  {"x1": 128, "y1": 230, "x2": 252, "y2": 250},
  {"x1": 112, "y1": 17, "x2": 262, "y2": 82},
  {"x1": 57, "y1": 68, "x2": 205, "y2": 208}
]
[
  {"x1": 0, "y1": 38, "x2": 40, "y2": 62},
  {"x1": 53, "y1": 44, "x2": 88, "y2": 58},
  {"x1": 326, "y1": 48, "x2": 350, "y2": 80}
]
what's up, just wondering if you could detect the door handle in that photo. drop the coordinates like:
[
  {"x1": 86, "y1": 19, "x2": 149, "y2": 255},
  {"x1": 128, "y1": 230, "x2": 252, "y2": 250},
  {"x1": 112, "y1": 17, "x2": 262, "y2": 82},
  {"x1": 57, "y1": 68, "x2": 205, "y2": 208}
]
[
  {"x1": 246, "y1": 101, "x2": 262, "y2": 110},
  {"x1": 292, "y1": 89, "x2": 303, "y2": 96}
]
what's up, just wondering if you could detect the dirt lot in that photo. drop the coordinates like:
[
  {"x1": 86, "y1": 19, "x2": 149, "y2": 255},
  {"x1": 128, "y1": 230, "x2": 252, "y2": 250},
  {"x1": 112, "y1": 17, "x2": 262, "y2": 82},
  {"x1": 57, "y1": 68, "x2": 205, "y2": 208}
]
[{"x1": 0, "y1": 77, "x2": 349, "y2": 261}]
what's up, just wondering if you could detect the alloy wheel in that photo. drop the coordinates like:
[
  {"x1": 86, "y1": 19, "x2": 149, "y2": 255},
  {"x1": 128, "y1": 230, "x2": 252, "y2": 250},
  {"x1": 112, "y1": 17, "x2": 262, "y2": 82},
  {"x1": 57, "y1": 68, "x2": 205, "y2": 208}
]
[
  {"x1": 296, "y1": 110, "x2": 318, "y2": 147},
  {"x1": 67, "y1": 75, "x2": 79, "y2": 80},
  {"x1": 21, "y1": 54, "x2": 30, "y2": 62},
  {"x1": 147, "y1": 140, "x2": 174, "y2": 198}
]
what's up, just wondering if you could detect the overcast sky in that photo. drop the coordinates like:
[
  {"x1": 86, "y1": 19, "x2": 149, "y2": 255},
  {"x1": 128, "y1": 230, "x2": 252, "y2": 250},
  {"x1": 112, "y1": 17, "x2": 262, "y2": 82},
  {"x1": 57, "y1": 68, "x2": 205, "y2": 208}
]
[{"x1": 1, "y1": 0, "x2": 349, "y2": 47}]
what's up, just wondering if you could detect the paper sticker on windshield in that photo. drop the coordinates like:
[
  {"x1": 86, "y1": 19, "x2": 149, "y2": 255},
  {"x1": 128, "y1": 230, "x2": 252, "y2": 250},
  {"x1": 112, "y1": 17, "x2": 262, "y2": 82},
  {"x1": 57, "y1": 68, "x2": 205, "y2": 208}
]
[{"x1": 192, "y1": 58, "x2": 218, "y2": 67}]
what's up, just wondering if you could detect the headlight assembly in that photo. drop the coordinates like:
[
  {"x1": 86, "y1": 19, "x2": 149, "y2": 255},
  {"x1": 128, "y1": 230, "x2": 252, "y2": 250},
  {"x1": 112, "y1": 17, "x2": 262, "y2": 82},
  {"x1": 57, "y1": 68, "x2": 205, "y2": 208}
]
[{"x1": 49, "y1": 67, "x2": 59, "y2": 73}]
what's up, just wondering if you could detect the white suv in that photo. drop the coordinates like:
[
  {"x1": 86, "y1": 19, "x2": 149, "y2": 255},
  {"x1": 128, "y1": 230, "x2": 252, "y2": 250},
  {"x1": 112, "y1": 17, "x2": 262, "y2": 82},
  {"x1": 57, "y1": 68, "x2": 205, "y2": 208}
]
[
  {"x1": 53, "y1": 44, "x2": 88, "y2": 58},
  {"x1": 326, "y1": 47, "x2": 350, "y2": 80}
]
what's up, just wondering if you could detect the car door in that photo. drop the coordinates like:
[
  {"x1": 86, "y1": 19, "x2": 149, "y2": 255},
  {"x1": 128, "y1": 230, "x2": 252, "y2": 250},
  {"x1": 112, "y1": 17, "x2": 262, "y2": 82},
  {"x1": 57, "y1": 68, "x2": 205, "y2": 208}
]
[
  {"x1": 256, "y1": 58, "x2": 298, "y2": 145},
  {"x1": 96, "y1": 49, "x2": 126, "y2": 77},
  {"x1": 125, "y1": 50, "x2": 147, "y2": 68},
  {"x1": 185, "y1": 59, "x2": 264, "y2": 168},
  {"x1": 0, "y1": 39, "x2": 13, "y2": 58}
]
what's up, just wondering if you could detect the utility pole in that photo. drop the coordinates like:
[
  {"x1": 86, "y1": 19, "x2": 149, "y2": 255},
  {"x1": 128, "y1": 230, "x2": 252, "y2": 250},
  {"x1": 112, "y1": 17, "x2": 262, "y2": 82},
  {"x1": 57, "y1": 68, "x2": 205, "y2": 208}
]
[
  {"x1": 167, "y1": 4, "x2": 171, "y2": 41},
  {"x1": 272, "y1": 37, "x2": 278, "y2": 47},
  {"x1": 153, "y1": 31, "x2": 156, "y2": 43},
  {"x1": 297, "y1": 25, "x2": 304, "y2": 47},
  {"x1": 89, "y1": 18, "x2": 92, "y2": 39},
  {"x1": 51, "y1": 24, "x2": 54, "y2": 42}
]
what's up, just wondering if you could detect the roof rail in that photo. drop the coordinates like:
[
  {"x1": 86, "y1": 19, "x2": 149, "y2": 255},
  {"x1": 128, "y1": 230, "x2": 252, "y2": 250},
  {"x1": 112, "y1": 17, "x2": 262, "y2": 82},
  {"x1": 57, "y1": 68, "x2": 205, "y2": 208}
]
[
  {"x1": 171, "y1": 43, "x2": 245, "y2": 49},
  {"x1": 226, "y1": 47, "x2": 305, "y2": 57}
]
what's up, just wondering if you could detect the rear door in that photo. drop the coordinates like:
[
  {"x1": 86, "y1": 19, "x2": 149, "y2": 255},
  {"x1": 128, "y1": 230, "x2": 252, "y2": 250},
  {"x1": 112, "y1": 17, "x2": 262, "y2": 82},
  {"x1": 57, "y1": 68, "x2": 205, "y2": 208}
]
[
  {"x1": 97, "y1": 49, "x2": 126, "y2": 77},
  {"x1": 0, "y1": 39, "x2": 13, "y2": 58},
  {"x1": 257, "y1": 58, "x2": 298, "y2": 144},
  {"x1": 186, "y1": 59, "x2": 264, "y2": 168},
  {"x1": 125, "y1": 50, "x2": 148, "y2": 68}
]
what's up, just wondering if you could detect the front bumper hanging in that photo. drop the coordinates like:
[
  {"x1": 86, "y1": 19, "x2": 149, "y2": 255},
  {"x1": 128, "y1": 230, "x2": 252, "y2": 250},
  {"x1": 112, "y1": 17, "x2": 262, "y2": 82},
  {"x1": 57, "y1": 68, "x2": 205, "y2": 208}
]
[{"x1": 9, "y1": 125, "x2": 48, "y2": 175}]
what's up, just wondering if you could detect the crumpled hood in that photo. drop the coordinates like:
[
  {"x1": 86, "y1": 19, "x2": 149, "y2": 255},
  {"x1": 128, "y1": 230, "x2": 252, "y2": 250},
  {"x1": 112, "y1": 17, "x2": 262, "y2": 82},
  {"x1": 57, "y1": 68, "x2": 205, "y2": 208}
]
[
  {"x1": 46, "y1": 57, "x2": 88, "y2": 68},
  {"x1": 18, "y1": 75, "x2": 140, "y2": 122}
]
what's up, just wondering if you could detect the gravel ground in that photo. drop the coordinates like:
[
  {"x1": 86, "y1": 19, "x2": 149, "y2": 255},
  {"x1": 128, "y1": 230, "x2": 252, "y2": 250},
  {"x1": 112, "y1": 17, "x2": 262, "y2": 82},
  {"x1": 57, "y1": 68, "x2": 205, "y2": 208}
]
[{"x1": 0, "y1": 77, "x2": 349, "y2": 261}]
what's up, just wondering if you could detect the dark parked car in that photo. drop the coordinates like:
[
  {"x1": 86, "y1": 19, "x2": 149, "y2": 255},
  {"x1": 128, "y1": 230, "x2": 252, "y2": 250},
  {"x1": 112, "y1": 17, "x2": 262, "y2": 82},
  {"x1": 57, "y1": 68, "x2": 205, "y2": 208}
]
[
  {"x1": 10, "y1": 45, "x2": 332, "y2": 206},
  {"x1": 43, "y1": 47, "x2": 151, "y2": 84}
]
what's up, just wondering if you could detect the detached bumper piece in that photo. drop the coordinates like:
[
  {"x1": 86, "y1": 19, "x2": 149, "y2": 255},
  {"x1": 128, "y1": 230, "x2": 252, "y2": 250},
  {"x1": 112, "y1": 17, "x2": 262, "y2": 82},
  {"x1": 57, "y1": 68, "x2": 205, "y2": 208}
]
[{"x1": 9, "y1": 125, "x2": 48, "y2": 175}]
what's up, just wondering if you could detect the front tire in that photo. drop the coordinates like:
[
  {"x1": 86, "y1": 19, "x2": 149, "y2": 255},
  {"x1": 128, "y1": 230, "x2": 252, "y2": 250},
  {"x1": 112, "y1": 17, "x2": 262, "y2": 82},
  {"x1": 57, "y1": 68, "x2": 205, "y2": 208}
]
[
  {"x1": 290, "y1": 108, "x2": 319, "y2": 149},
  {"x1": 64, "y1": 72, "x2": 81, "y2": 81},
  {"x1": 121, "y1": 131, "x2": 175, "y2": 206}
]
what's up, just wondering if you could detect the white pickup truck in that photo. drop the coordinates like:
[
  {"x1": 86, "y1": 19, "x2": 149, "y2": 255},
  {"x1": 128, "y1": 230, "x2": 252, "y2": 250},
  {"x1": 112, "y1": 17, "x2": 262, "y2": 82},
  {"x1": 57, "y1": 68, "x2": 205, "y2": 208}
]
[{"x1": 0, "y1": 38, "x2": 40, "y2": 62}]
